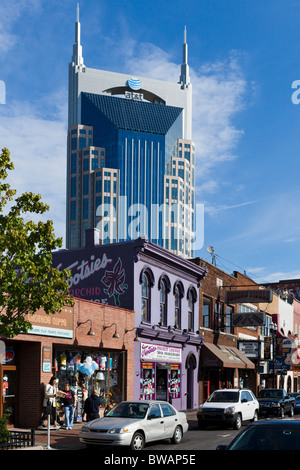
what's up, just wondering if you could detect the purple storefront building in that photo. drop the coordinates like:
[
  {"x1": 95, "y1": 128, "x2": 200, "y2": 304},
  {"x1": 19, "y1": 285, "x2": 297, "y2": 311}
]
[{"x1": 52, "y1": 229, "x2": 207, "y2": 410}]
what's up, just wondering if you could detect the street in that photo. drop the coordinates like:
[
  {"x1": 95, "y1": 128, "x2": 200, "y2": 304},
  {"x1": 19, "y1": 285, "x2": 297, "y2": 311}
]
[
  {"x1": 141, "y1": 417, "x2": 240, "y2": 451},
  {"x1": 78, "y1": 415, "x2": 300, "y2": 452},
  {"x1": 144, "y1": 415, "x2": 300, "y2": 451}
]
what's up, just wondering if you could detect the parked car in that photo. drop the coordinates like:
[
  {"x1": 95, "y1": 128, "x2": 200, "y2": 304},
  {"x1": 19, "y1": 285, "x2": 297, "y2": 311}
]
[
  {"x1": 197, "y1": 389, "x2": 259, "y2": 430},
  {"x1": 79, "y1": 400, "x2": 188, "y2": 450},
  {"x1": 216, "y1": 420, "x2": 300, "y2": 450},
  {"x1": 288, "y1": 393, "x2": 300, "y2": 413},
  {"x1": 257, "y1": 389, "x2": 295, "y2": 417}
]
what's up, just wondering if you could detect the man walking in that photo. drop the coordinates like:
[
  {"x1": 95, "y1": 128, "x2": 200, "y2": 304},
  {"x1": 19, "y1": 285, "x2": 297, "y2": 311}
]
[{"x1": 84, "y1": 389, "x2": 102, "y2": 421}]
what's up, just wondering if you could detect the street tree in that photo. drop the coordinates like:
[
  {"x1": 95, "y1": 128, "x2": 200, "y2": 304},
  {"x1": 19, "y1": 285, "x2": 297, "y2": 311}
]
[{"x1": 0, "y1": 147, "x2": 73, "y2": 338}]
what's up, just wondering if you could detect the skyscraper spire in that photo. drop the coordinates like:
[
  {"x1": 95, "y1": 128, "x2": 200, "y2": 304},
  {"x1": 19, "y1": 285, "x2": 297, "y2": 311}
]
[
  {"x1": 179, "y1": 25, "x2": 190, "y2": 88},
  {"x1": 72, "y1": 3, "x2": 84, "y2": 68}
]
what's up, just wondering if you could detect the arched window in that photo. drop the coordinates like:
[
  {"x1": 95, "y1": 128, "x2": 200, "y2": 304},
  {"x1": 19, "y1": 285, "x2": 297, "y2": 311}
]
[
  {"x1": 140, "y1": 268, "x2": 154, "y2": 323},
  {"x1": 160, "y1": 280, "x2": 167, "y2": 326},
  {"x1": 141, "y1": 273, "x2": 150, "y2": 322},
  {"x1": 187, "y1": 286, "x2": 197, "y2": 332},
  {"x1": 158, "y1": 275, "x2": 171, "y2": 326},
  {"x1": 174, "y1": 281, "x2": 184, "y2": 329}
]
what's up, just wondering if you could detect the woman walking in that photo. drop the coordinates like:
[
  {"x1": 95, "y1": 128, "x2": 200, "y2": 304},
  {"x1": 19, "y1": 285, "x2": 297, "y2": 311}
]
[{"x1": 61, "y1": 383, "x2": 77, "y2": 430}]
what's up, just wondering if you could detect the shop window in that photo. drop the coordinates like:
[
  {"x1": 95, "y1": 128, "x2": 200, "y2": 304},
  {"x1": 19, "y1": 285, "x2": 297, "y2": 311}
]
[
  {"x1": 54, "y1": 350, "x2": 124, "y2": 421},
  {"x1": 139, "y1": 362, "x2": 181, "y2": 401},
  {"x1": 140, "y1": 363, "x2": 155, "y2": 400}
]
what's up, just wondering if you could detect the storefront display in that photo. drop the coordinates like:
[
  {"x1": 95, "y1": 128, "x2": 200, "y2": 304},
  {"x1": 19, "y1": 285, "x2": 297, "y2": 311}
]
[
  {"x1": 54, "y1": 349, "x2": 125, "y2": 420},
  {"x1": 139, "y1": 342, "x2": 182, "y2": 402},
  {"x1": 0, "y1": 344, "x2": 17, "y2": 425}
]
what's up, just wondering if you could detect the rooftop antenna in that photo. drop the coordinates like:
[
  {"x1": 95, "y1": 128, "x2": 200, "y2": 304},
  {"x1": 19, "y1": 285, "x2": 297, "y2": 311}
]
[
  {"x1": 72, "y1": 2, "x2": 84, "y2": 68},
  {"x1": 207, "y1": 245, "x2": 216, "y2": 266},
  {"x1": 179, "y1": 25, "x2": 190, "y2": 88}
]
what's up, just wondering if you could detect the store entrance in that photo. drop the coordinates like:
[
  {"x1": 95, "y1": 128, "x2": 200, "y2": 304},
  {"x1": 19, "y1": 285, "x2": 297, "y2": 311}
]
[
  {"x1": 156, "y1": 367, "x2": 168, "y2": 401},
  {"x1": 1, "y1": 367, "x2": 17, "y2": 425}
]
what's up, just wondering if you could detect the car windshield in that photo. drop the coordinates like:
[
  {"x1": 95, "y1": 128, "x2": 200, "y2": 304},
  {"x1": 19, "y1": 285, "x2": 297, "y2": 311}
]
[
  {"x1": 207, "y1": 391, "x2": 239, "y2": 403},
  {"x1": 105, "y1": 402, "x2": 149, "y2": 419},
  {"x1": 230, "y1": 426, "x2": 300, "y2": 450}
]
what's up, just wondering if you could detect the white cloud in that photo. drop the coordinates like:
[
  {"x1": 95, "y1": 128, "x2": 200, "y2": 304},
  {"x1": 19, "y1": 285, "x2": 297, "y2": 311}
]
[
  {"x1": 122, "y1": 43, "x2": 248, "y2": 202},
  {"x1": 261, "y1": 271, "x2": 300, "y2": 284},
  {"x1": 0, "y1": 31, "x2": 249, "y2": 249},
  {"x1": 0, "y1": 0, "x2": 41, "y2": 53},
  {"x1": 192, "y1": 53, "x2": 248, "y2": 193},
  {"x1": 0, "y1": 90, "x2": 68, "y2": 244}
]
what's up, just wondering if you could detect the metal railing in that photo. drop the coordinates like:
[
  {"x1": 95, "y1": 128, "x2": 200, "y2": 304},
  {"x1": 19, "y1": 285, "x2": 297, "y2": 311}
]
[{"x1": 0, "y1": 429, "x2": 35, "y2": 450}]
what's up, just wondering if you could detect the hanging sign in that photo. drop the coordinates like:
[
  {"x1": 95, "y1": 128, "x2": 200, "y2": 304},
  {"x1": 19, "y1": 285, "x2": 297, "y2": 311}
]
[
  {"x1": 225, "y1": 289, "x2": 273, "y2": 304},
  {"x1": 232, "y1": 311, "x2": 266, "y2": 327}
]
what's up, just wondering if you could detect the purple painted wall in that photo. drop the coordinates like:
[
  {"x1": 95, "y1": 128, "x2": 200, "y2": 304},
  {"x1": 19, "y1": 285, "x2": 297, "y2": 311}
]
[{"x1": 52, "y1": 231, "x2": 207, "y2": 409}]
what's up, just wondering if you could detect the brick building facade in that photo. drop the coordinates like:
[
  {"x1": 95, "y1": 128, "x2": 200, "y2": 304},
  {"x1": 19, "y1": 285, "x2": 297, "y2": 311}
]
[
  {"x1": 192, "y1": 259, "x2": 279, "y2": 403},
  {"x1": 0, "y1": 297, "x2": 134, "y2": 428}
]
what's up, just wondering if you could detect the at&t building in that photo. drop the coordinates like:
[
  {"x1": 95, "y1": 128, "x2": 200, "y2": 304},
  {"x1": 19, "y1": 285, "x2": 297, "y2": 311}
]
[{"x1": 67, "y1": 6, "x2": 196, "y2": 258}]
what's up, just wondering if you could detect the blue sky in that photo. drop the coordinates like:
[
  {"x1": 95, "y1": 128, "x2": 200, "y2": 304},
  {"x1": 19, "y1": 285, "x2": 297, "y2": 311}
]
[{"x1": 0, "y1": 0, "x2": 300, "y2": 284}]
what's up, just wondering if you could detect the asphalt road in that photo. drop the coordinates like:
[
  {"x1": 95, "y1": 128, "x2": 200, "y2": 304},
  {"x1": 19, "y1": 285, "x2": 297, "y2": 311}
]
[
  {"x1": 141, "y1": 417, "x2": 241, "y2": 451},
  {"x1": 141, "y1": 414, "x2": 300, "y2": 451}
]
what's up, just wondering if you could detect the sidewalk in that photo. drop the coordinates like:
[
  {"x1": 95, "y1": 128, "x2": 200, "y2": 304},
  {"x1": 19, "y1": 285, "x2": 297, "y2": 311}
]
[{"x1": 14, "y1": 410, "x2": 198, "y2": 450}]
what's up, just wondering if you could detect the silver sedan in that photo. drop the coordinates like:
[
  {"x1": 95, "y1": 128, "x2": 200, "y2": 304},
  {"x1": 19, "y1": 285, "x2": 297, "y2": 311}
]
[{"x1": 79, "y1": 400, "x2": 189, "y2": 450}]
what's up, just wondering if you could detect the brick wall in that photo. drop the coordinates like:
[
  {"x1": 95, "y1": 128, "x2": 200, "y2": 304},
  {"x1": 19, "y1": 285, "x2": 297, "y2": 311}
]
[{"x1": 2, "y1": 297, "x2": 134, "y2": 428}]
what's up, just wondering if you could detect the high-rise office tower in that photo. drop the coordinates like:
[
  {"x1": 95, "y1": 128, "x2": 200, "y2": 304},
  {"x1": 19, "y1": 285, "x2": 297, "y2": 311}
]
[{"x1": 66, "y1": 5, "x2": 195, "y2": 257}]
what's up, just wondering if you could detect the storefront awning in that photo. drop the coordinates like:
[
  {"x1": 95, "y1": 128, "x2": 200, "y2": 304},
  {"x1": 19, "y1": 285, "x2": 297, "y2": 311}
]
[{"x1": 201, "y1": 343, "x2": 255, "y2": 369}]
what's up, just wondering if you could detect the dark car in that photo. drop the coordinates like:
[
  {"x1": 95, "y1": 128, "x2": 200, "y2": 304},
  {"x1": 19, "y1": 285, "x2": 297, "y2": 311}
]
[
  {"x1": 257, "y1": 389, "x2": 295, "y2": 417},
  {"x1": 216, "y1": 421, "x2": 300, "y2": 450},
  {"x1": 288, "y1": 393, "x2": 300, "y2": 413}
]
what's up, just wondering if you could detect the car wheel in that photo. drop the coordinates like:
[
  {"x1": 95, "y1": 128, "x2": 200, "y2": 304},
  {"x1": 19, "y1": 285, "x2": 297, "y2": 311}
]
[
  {"x1": 198, "y1": 420, "x2": 206, "y2": 429},
  {"x1": 290, "y1": 406, "x2": 294, "y2": 417},
  {"x1": 131, "y1": 432, "x2": 145, "y2": 451},
  {"x1": 252, "y1": 410, "x2": 258, "y2": 422},
  {"x1": 234, "y1": 413, "x2": 242, "y2": 430},
  {"x1": 171, "y1": 425, "x2": 183, "y2": 444},
  {"x1": 279, "y1": 407, "x2": 285, "y2": 418}
]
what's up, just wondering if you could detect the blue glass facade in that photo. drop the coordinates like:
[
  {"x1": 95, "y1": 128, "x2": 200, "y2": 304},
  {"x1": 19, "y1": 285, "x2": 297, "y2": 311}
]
[{"x1": 80, "y1": 92, "x2": 183, "y2": 245}]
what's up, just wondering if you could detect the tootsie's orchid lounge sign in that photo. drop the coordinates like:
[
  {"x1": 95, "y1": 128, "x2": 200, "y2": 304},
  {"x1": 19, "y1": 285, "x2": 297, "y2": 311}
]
[
  {"x1": 52, "y1": 244, "x2": 131, "y2": 308},
  {"x1": 141, "y1": 342, "x2": 182, "y2": 363}
]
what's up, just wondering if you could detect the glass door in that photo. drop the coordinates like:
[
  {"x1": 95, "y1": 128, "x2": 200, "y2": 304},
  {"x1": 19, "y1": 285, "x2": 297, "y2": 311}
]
[{"x1": 1, "y1": 367, "x2": 17, "y2": 425}]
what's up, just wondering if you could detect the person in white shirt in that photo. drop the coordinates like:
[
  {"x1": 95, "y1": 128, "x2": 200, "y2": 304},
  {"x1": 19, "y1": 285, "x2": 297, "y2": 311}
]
[{"x1": 39, "y1": 376, "x2": 59, "y2": 428}]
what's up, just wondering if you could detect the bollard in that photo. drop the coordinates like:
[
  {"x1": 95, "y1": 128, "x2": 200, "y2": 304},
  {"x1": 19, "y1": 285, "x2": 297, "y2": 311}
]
[{"x1": 46, "y1": 399, "x2": 52, "y2": 450}]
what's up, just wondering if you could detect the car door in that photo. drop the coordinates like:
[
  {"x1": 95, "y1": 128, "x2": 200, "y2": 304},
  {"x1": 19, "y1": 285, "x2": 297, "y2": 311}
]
[
  {"x1": 146, "y1": 403, "x2": 165, "y2": 442},
  {"x1": 160, "y1": 403, "x2": 178, "y2": 438},
  {"x1": 240, "y1": 391, "x2": 252, "y2": 420},
  {"x1": 241, "y1": 391, "x2": 256, "y2": 420},
  {"x1": 247, "y1": 391, "x2": 258, "y2": 418}
]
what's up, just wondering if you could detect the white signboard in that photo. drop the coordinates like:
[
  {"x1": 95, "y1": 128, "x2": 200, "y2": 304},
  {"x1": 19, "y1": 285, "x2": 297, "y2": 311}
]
[
  {"x1": 238, "y1": 341, "x2": 259, "y2": 358},
  {"x1": 140, "y1": 342, "x2": 182, "y2": 363}
]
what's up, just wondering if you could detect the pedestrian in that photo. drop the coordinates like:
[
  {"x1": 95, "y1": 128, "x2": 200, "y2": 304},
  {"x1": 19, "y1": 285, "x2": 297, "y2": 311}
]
[
  {"x1": 39, "y1": 376, "x2": 59, "y2": 428},
  {"x1": 61, "y1": 383, "x2": 77, "y2": 429},
  {"x1": 83, "y1": 389, "x2": 102, "y2": 422}
]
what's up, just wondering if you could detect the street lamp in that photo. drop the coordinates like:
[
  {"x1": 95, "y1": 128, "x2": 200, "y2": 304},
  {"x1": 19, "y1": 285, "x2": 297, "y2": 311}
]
[{"x1": 269, "y1": 322, "x2": 278, "y2": 388}]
